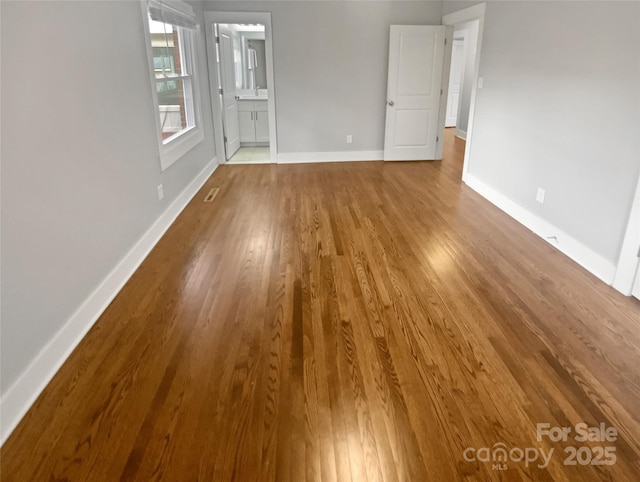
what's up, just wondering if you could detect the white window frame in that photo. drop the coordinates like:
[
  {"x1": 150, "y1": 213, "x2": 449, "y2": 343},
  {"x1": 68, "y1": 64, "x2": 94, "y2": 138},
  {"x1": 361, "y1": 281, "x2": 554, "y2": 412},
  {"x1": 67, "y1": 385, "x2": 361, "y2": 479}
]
[{"x1": 142, "y1": 1, "x2": 204, "y2": 171}]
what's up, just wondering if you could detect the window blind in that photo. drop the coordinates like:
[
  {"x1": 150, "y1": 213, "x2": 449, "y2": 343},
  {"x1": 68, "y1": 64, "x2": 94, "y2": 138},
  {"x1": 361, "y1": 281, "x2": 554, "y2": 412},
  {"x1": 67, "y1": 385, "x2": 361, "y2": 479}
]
[{"x1": 148, "y1": 0, "x2": 197, "y2": 30}]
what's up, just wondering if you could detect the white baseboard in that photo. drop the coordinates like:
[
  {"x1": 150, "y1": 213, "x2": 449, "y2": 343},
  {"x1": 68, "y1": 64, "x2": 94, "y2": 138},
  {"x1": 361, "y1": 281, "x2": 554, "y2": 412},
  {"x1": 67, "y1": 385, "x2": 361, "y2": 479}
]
[
  {"x1": 277, "y1": 150, "x2": 383, "y2": 164},
  {"x1": 0, "y1": 158, "x2": 218, "y2": 445},
  {"x1": 464, "y1": 173, "x2": 617, "y2": 285},
  {"x1": 239, "y1": 142, "x2": 269, "y2": 147},
  {"x1": 456, "y1": 129, "x2": 467, "y2": 140}
]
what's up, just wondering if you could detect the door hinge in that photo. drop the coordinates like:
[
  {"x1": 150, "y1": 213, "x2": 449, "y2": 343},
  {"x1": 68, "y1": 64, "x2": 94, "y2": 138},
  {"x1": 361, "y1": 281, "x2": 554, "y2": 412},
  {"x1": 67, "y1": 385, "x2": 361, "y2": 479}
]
[
  {"x1": 215, "y1": 36, "x2": 220, "y2": 44},
  {"x1": 436, "y1": 136, "x2": 440, "y2": 143},
  {"x1": 637, "y1": 244, "x2": 640, "y2": 257},
  {"x1": 219, "y1": 88, "x2": 223, "y2": 95},
  {"x1": 444, "y1": 38, "x2": 447, "y2": 45},
  {"x1": 440, "y1": 89, "x2": 443, "y2": 95},
  {"x1": 224, "y1": 136, "x2": 227, "y2": 143}
]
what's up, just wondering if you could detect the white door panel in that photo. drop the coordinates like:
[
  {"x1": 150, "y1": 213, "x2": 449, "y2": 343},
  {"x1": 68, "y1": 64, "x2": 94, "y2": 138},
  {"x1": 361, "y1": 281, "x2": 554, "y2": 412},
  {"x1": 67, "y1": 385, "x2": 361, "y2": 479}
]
[
  {"x1": 446, "y1": 38, "x2": 465, "y2": 127},
  {"x1": 219, "y1": 26, "x2": 240, "y2": 159},
  {"x1": 394, "y1": 109, "x2": 430, "y2": 147},
  {"x1": 397, "y1": 35, "x2": 435, "y2": 95},
  {"x1": 255, "y1": 111, "x2": 270, "y2": 142},
  {"x1": 447, "y1": 93, "x2": 460, "y2": 121},
  {"x1": 238, "y1": 111, "x2": 254, "y2": 142},
  {"x1": 384, "y1": 25, "x2": 446, "y2": 161}
]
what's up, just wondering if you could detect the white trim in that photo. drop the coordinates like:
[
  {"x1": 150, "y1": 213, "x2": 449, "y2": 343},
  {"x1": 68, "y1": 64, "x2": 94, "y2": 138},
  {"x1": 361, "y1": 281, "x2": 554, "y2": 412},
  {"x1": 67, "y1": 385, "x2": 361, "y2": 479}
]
[
  {"x1": 613, "y1": 172, "x2": 640, "y2": 295},
  {"x1": 204, "y1": 12, "x2": 278, "y2": 164},
  {"x1": 0, "y1": 159, "x2": 218, "y2": 445},
  {"x1": 452, "y1": 29, "x2": 469, "y2": 127},
  {"x1": 455, "y1": 128, "x2": 467, "y2": 140},
  {"x1": 149, "y1": 0, "x2": 196, "y2": 29},
  {"x1": 443, "y1": 3, "x2": 486, "y2": 183},
  {"x1": 436, "y1": 26, "x2": 454, "y2": 161},
  {"x1": 465, "y1": 173, "x2": 617, "y2": 285},
  {"x1": 277, "y1": 150, "x2": 384, "y2": 164},
  {"x1": 160, "y1": 125, "x2": 205, "y2": 168}
]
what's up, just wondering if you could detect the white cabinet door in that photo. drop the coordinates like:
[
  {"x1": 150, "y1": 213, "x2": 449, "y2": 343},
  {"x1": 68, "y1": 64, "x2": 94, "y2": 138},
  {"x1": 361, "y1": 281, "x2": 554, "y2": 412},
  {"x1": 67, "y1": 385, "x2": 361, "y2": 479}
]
[
  {"x1": 238, "y1": 111, "x2": 255, "y2": 142},
  {"x1": 254, "y1": 101, "x2": 269, "y2": 142},
  {"x1": 255, "y1": 111, "x2": 270, "y2": 142},
  {"x1": 446, "y1": 38, "x2": 465, "y2": 127},
  {"x1": 384, "y1": 25, "x2": 447, "y2": 161},
  {"x1": 218, "y1": 26, "x2": 241, "y2": 159},
  {"x1": 236, "y1": 100, "x2": 269, "y2": 144}
]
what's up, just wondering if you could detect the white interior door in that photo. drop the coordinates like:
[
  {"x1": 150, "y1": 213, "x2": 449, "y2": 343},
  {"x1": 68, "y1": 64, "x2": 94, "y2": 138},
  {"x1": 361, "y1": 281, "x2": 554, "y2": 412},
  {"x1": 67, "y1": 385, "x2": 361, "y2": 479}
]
[
  {"x1": 384, "y1": 25, "x2": 447, "y2": 161},
  {"x1": 446, "y1": 38, "x2": 465, "y2": 127},
  {"x1": 218, "y1": 26, "x2": 240, "y2": 159}
]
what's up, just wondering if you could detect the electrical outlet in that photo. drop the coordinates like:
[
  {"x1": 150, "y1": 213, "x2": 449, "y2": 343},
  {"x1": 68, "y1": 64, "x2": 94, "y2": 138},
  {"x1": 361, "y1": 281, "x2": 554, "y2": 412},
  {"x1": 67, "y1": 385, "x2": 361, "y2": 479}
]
[
  {"x1": 536, "y1": 187, "x2": 546, "y2": 204},
  {"x1": 157, "y1": 184, "x2": 164, "y2": 201},
  {"x1": 346, "y1": 135, "x2": 353, "y2": 144}
]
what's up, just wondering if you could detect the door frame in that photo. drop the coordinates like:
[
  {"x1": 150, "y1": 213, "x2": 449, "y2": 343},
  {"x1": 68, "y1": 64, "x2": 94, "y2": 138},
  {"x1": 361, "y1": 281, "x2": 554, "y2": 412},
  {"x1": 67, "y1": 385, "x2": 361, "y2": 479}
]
[
  {"x1": 613, "y1": 172, "x2": 640, "y2": 296},
  {"x1": 445, "y1": 34, "x2": 467, "y2": 128},
  {"x1": 442, "y1": 3, "x2": 486, "y2": 182},
  {"x1": 452, "y1": 29, "x2": 469, "y2": 136},
  {"x1": 216, "y1": 24, "x2": 241, "y2": 160},
  {"x1": 204, "y1": 11, "x2": 278, "y2": 164}
]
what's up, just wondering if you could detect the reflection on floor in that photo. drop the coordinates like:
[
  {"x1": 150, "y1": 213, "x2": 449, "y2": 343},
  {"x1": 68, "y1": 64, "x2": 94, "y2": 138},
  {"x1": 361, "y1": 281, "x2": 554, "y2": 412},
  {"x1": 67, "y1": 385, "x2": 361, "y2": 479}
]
[{"x1": 228, "y1": 147, "x2": 270, "y2": 164}]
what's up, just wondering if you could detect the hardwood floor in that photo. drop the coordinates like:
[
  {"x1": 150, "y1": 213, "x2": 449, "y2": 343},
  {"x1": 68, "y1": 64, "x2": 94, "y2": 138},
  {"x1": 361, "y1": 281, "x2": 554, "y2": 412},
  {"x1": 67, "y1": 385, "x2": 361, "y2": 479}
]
[{"x1": 2, "y1": 129, "x2": 640, "y2": 481}]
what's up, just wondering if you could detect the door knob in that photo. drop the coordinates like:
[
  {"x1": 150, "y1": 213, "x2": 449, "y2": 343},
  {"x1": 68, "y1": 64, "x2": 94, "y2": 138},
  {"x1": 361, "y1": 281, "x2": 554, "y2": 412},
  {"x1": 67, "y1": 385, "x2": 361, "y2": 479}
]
[{"x1": 388, "y1": 101, "x2": 394, "y2": 106}]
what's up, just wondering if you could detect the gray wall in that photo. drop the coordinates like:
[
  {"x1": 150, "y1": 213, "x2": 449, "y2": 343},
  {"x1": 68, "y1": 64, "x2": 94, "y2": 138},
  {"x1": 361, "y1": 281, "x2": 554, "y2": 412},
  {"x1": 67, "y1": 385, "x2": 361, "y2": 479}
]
[
  {"x1": 1, "y1": 0, "x2": 216, "y2": 394},
  {"x1": 444, "y1": 1, "x2": 640, "y2": 266},
  {"x1": 453, "y1": 18, "x2": 478, "y2": 135},
  {"x1": 443, "y1": 0, "x2": 480, "y2": 17},
  {"x1": 204, "y1": 1, "x2": 443, "y2": 153}
]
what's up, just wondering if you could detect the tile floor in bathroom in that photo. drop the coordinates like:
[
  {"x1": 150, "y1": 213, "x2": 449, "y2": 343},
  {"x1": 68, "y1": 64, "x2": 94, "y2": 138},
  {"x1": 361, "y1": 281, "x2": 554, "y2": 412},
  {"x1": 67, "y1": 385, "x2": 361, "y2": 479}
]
[{"x1": 227, "y1": 147, "x2": 270, "y2": 164}]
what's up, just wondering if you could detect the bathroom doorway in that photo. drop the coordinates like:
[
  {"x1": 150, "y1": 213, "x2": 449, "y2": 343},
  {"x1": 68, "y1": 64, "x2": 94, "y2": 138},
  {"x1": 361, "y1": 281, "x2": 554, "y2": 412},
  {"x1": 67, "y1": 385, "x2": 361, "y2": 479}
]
[{"x1": 204, "y1": 12, "x2": 277, "y2": 164}]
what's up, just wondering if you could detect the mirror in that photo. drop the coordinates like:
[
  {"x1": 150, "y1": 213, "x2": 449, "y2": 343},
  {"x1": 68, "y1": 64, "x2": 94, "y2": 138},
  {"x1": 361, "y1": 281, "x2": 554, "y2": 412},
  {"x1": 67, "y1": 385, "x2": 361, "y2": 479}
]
[
  {"x1": 244, "y1": 38, "x2": 267, "y2": 90},
  {"x1": 218, "y1": 24, "x2": 267, "y2": 92}
]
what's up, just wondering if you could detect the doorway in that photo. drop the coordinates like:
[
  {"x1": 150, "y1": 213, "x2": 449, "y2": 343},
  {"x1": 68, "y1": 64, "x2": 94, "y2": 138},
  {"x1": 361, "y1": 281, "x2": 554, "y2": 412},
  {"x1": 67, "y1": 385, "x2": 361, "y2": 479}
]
[
  {"x1": 445, "y1": 33, "x2": 466, "y2": 130},
  {"x1": 204, "y1": 12, "x2": 277, "y2": 164},
  {"x1": 442, "y1": 4, "x2": 485, "y2": 181}
]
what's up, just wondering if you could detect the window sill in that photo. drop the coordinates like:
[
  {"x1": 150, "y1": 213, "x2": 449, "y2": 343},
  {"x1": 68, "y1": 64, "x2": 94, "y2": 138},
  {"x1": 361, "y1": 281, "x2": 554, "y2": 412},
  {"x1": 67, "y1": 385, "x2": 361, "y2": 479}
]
[{"x1": 159, "y1": 126, "x2": 204, "y2": 171}]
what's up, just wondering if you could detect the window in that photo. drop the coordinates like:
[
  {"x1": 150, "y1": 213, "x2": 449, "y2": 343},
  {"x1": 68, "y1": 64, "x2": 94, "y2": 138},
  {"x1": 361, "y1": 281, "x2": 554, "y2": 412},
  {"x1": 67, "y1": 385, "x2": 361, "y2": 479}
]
[
  {"x1": 149, "y1": 20, "x2": 194, "y2": 141},
  {"x1": 152, "y1": 46, "x2": 175, "y2": 74},
  {"x1": 146, "y1": 0, "x2": 203, "y2": 170}
]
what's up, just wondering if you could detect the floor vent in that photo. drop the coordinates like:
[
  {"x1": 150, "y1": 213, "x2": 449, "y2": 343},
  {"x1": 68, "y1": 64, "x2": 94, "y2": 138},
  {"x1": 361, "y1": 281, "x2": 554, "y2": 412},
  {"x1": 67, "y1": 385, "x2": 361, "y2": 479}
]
[{"x1": 204, "y1": 188, "x2": 219, "y2": 203}]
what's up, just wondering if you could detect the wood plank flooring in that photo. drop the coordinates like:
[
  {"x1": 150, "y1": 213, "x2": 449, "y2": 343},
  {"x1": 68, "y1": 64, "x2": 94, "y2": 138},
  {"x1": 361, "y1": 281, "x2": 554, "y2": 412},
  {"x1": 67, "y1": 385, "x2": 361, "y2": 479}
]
[{"x1": 2, "y1": 129, "x2": 640, "y2": 481}]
